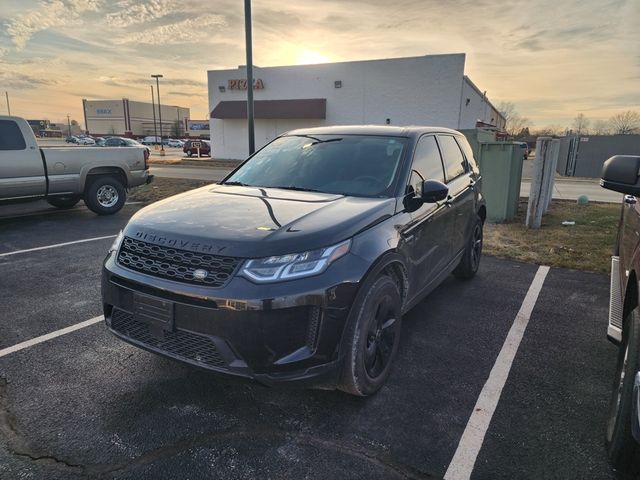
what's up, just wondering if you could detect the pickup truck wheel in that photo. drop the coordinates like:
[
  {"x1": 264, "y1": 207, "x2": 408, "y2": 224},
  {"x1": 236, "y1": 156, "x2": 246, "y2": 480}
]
[
  {"x1": 85, "y1": 176, "x2": 126, "y2": 215},
  {"x1": 186, "y1": 151, "x2": 193, "y2": 157},
  {"x1": 46, "y1": 195, "x2": 81, "y2": 209},
  {"x1": 606, "y1": 308, "x2": 640, "y2": 475},
  {"x1": 339, "y1": 275, "x2": 402, "y2": 396},
  {"x1": 453, "y1": 215, "x2": 483, "y2": 279}
]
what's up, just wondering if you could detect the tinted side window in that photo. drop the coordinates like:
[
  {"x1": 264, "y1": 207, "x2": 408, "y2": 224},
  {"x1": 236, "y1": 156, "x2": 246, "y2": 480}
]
[
  {"x1": 438, "y1": 135, "x2": 466, "y2": 181},
  {"x1": 0, "y1": 120, "x2": 27, "y2": 151},
  {"x1": 409, "y1": 136, "x2": 445, "y2": 187},
  {"x1": 455, "y1": 136, "x2": 479, "y2": 174}
]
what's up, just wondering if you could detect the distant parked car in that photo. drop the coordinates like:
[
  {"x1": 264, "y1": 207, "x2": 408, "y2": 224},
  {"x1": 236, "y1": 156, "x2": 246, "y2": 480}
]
[
  {"x1": 142, "y1": 136, "x2": 162, "y2": 146},
  {"x1": 65, "y1": 136, "x2": 79, "y2": 144},
  {"x1": 183, "y1": 139, "x2": 211, "y2": 157},
  {"x1": 518, "y1": 142, "x2": 529, "y2": 159},
  {"x1": 105, "y1": 137, "x2": 150, "y2": 154},
  {"x1": 94, "y1": 137, "x2": 106, "y2": 147},
  {"x1": 77, "y1": 137, "x2": 96, "y2": 145},
  {"x1": 167, "y1": 139, "x2": 184, "y2": 148}
]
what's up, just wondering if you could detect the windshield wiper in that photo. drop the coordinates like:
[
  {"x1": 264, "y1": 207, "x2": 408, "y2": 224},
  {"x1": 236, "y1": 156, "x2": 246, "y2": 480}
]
[
  {"x1": 222, "y1": 181, "x2": 251, "y2": 186},
  {"x1": 291, "y1": 135, "x2": 343, "y2": 146},
  {"x1": 271, "y1": 185, "x2": 325, "y2": 193}
]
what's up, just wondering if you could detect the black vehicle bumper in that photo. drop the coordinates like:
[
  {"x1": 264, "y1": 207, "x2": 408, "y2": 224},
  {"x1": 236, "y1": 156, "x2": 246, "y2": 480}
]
[{"x1": 101, "y1": 251, "x2": 370, "y2": 387}]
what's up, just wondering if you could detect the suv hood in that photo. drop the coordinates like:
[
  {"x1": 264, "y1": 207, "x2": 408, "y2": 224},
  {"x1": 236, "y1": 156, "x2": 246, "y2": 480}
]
[{"x1": 123, "y1": 184, "x2": 396, "y2": 258}]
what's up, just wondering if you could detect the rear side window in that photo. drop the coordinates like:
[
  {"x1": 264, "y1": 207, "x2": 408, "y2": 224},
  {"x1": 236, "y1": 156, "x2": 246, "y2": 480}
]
[
  {"x1": 409, "y1": 135, "x2": 445, "y2": 186},
  {"x1": 0, "y1": 120, "x2": 27, "y2": 151},
  {"x1": 437, "y1": 135, "x2": 466, "y2": 181},
  {"x1": 455, "y1": 136, "x2": 479, "y2": 174}
]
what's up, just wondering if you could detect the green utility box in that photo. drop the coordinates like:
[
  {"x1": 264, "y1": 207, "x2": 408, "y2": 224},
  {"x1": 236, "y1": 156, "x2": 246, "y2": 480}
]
[
  {"x1": 475, "y1": 142, "x2": 524, "y2": 223},
  {"x1": 460, "y1": 128, "x2": 496, "y2": 160}
]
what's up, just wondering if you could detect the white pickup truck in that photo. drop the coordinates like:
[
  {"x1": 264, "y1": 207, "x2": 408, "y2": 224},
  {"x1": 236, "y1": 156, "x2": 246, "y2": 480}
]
[{"x1": 0, "y1": 116, "x2": 153, "y2": 215}]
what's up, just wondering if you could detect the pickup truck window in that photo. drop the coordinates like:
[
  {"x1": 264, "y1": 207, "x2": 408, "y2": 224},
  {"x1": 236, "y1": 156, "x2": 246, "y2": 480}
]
[
  {"x1": 409, "y1": 135, "x2": 445, "y2": 187},
  {"x1": 438, "y1": 135, "x2": 466, "y2": 181},
  {"x1": 0, "y1": 120, "x2": 27, "y2": 151}
]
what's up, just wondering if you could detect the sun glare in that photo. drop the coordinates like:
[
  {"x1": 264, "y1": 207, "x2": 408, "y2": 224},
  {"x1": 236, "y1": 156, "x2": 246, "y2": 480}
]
[{"x1": 296, "y1": 50, "x2": 331, "y2": 65}]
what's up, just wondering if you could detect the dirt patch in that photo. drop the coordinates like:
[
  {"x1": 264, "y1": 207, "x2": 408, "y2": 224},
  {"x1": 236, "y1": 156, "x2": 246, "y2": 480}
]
[{"x1": 484, "y1": 199, "x2": 619, "y2": 273}]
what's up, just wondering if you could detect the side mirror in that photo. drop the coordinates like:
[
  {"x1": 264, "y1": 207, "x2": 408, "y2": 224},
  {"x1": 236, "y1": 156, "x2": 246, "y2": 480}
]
[
  {"x1": 601, "y1": 155, "x2": 640, "y2": 196},
  {"x1": 421, "y1": 180, "x2": 449, "y2": 203}
]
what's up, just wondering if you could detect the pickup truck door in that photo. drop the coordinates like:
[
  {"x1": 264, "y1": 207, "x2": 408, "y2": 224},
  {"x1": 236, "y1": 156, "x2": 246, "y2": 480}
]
[{"x1": 0, "y1": 118, "x2": 46, "y2": 200}]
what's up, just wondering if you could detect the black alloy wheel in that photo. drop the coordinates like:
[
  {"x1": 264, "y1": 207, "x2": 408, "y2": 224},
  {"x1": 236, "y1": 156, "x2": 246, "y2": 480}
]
[
  {"x1": 340, "y1": 275, "x2": 402, "y2": 396},
  {"x1": 454, "y1": 215, "x2": 483, "y2": 279}
]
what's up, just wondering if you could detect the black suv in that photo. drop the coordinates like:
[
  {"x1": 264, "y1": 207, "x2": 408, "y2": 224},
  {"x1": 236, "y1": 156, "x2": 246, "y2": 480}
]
[{"x1": 102, "y1": 126, "x2": 486, "y2": 396}]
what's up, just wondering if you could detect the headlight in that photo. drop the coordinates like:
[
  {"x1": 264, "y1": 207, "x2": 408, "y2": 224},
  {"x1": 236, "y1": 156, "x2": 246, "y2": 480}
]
[
  {"x1": 240, "y1": 240, "x2": 351, "y2": 283},
  {"x1": 109, "y1": 230, "x2": 124, "y2": 254}
]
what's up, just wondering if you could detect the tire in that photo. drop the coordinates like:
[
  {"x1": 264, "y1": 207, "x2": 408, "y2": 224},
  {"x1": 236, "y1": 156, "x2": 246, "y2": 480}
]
[
  {"x1": 84, "y1": 176, "x2": 126, "y2": 215},
  {"x1": 606, "y1": 308, "x2": 640, "y2": 475},
  {"x1": 186, "y1": 151, "x2": 193, "y2": 157},
  {"x1": 46, "y1": 195, "x2": 81, "y2": 209},
  {"x1": 453, "y1": 215, "x2": 483, "y2": 279},
  {"x1": 339, "y1": 275, "x2": 402, "y2": 396}
]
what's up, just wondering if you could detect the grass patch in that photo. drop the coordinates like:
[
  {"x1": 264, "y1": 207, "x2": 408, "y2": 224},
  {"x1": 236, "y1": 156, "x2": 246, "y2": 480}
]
[
  {"x1": 484, "y1": 199, "x2": 620, "y2": 273},
  {"x1": 128, "y1": 178, "x2": 211, "y2": 204}
]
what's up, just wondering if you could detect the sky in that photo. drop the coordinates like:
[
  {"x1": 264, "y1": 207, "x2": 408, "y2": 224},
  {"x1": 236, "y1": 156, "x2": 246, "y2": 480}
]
[{"x1": 0, "y1": 0, "x2": 638, "y2": 129}]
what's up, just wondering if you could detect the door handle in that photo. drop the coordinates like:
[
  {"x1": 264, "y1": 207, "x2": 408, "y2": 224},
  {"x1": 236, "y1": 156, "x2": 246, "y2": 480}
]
[{"x1": 624, "y1": 195, "x2": 637, "y2": 205}]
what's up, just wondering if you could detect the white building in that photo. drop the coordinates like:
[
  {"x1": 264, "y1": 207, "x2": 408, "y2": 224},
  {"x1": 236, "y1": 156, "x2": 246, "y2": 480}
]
[
  {"x1": 83, "y1": 99, "x2": 190, "y2": 138},
  {"x1": 207, "y1": 54, "x2": 505, "y2": 160}
]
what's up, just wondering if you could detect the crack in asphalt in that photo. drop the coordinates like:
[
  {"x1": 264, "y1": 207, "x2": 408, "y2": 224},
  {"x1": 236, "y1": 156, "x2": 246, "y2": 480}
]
[{"x1": 1, "y1": 377, "x2": 439, "y2": 479}]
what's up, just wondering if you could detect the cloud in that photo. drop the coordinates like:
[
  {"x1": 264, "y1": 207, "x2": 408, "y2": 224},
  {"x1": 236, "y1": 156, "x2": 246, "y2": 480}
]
[
  {"x1": 167, "y1": 91, "x2": 205, "y2": 97},
  {"x1": 0, "y1": 71, "x2": 53, "y2": 89},
  {"x1": 5, "y1": 0, "x2": 103, "y2": 49},
  {"x1": 106, "y1": 0, "x2": 177, "y2": 28},
  {"x1": 113, "y1": 14, "x2": 227, "y2": 45}
]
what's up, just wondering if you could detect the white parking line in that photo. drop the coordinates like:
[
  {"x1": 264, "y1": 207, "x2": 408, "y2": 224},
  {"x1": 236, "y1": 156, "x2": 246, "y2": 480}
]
[
  {"x1": 0, "y1": 234, "x2": 116, "y2": 258},
  {"x1": 444, "y1": 265, "x2": 550, "y2": 480},
  {"x1": 0, "y1": 316, "x2": 103, "y2": 359}
]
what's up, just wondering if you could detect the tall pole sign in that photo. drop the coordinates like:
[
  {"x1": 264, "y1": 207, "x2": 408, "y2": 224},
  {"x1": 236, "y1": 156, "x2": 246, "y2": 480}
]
[
  {"x1": 152, "y1": 74, "x2": 165, "y2": 156},
  {"x1": 244, "y1": 0, "x2": 255, "y2": 155},
  {"x1": 150, "y1": 85, "x2": 158, "y2": 148}
]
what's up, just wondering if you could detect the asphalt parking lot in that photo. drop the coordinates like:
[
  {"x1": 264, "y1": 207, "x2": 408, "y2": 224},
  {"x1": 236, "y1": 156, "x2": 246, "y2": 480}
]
[{"x1": 0, "y1": 201, "x2": 620, "y2": 479}]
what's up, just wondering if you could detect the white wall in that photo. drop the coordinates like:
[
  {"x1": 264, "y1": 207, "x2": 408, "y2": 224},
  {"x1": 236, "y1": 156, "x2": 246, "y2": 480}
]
[
  {"x1": 458, "y1": 78, "x2": 505, "y2": 129},
  {"x1": 208, "y1": 54, "x2": 501, "y2": 159}
]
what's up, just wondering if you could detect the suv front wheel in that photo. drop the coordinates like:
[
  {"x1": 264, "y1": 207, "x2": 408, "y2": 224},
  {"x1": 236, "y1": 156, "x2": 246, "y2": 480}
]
[{"x1": 339, "y1": 275, "x2": 402, "y2": 396}]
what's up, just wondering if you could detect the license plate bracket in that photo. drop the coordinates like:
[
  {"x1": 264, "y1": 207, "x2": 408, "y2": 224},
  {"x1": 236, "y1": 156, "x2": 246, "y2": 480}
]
[{"x1": 133, "y1": 292, "x2": 174, "y2": 332}]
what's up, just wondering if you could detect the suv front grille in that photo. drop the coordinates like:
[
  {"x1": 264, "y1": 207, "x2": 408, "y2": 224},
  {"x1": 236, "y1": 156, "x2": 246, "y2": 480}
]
[
  {"x1": 117, "y1": 236, "x2": 240, "y2": 287},
  {"x1": 110, "y1": 309, "x2": 225, "y2": 368}
]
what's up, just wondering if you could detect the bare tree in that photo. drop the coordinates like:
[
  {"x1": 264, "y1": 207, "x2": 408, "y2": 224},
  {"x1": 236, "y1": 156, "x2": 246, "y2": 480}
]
[
  {"x1": 572, "y1": 114, "x2": 590, "y2": 135},
  {"x1": 609, "y1": 110, "x2": 640, "y2": 135},
  {"x1": 532, "y1": 125, "x2": 565, "y2": 137},
  {"x1": 497, "y1": 101, "x2": 530, "y2": 137},
  {"x1": 592, "y1": 119, "x2": 610, "y2": 135}
]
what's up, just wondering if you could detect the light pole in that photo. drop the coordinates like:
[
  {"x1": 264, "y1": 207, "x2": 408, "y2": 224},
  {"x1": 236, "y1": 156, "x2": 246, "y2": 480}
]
[
  {"x1": 67, "y1": 114, "x2": 71, "y2": 137},
  {"x1": 150, "y1": 85, "x2": 158, "y2": 148},
  {"x1": 5, "y1": 91, "x2": 10, "y2": 115},
  {"x1": 151, "y1": 74, "x2": 165, "y2": 155},
  {"x1": 244, "y1": 0, "x2": 255, "y2": 155}
]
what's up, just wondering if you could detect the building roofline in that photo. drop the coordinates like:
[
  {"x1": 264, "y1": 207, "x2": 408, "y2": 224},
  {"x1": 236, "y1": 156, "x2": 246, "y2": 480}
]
[
  {"x1": 462, "y1": 76, "x2": 505, "y2": 123},
  {"x1": 208, "y1": 53, "x2": 466, "y2": 74}
]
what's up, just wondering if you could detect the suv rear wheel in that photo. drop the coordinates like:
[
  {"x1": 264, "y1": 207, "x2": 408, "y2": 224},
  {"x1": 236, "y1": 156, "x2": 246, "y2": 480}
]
[
  {"x1": 339, "y1": 275, "x2": 402, "y2": 396},
  {"x1": 84, "y1": 176, "x2": 126, "y2": 215},
  {"x1": 453, "y1": 215, "x2": 483, "y2": 279}
]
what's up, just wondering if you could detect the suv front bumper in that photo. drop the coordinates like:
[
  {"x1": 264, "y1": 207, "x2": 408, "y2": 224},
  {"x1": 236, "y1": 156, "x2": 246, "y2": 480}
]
[{"x1": 101, "y1": 250, "x2": 370, "y2": 387}]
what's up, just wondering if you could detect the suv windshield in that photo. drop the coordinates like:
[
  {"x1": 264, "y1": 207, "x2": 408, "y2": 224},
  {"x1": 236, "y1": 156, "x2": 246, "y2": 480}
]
[{"x1": 224, "y1": 134, "x2": 407, "y2": 197}]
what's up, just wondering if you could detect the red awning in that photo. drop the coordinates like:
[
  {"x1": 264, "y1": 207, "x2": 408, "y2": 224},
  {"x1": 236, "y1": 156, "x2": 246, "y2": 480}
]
[{"x1": 211, "y1": 98, "x2": 326, "y2": 120}]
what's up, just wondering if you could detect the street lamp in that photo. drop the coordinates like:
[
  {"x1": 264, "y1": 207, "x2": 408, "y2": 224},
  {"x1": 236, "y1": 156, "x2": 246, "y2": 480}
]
[
  {"x1": 151, "y1": 74, "x2": 164, "y2": 155},
  {"x1": 67, "y1": 114, "x2": 71, "y2": 137},
  {"x1": 150, "y1": 85, "x2": 158, "y2": 149},
  {"x1": 244, "y1": 0, "x2": 255, "y2": 154}
]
